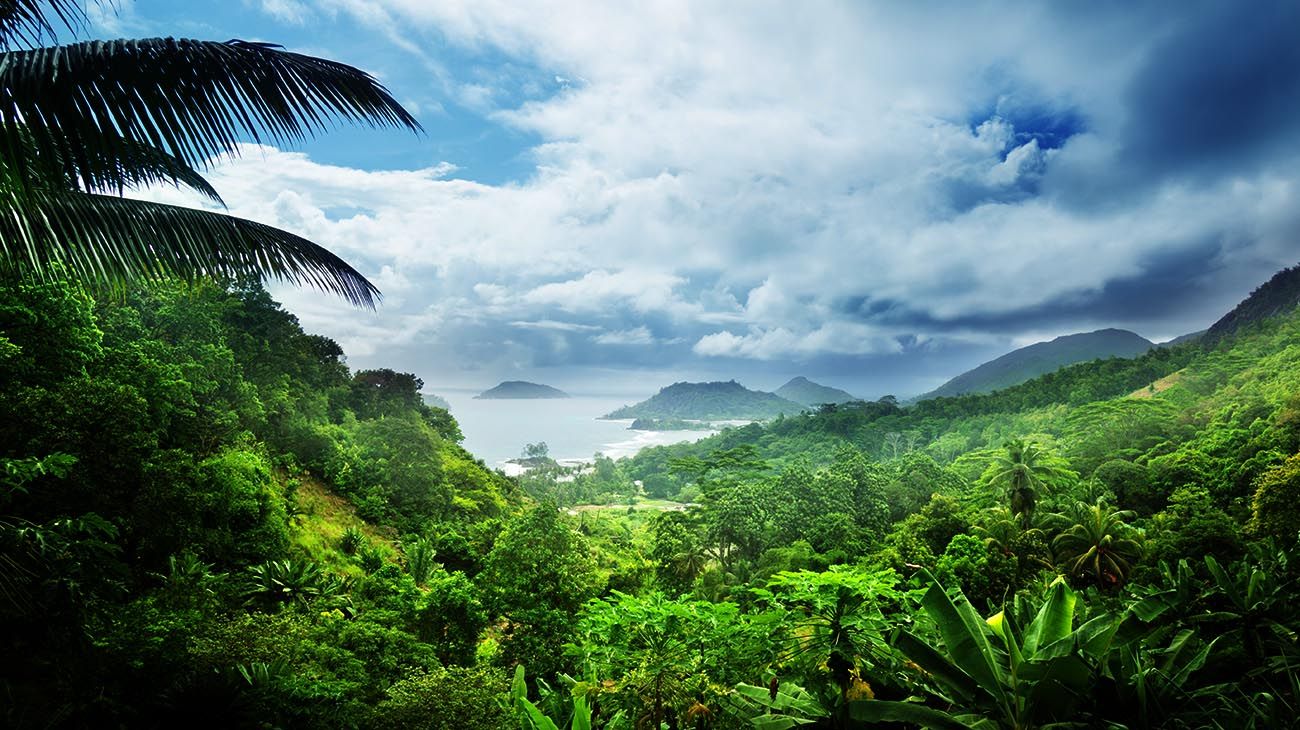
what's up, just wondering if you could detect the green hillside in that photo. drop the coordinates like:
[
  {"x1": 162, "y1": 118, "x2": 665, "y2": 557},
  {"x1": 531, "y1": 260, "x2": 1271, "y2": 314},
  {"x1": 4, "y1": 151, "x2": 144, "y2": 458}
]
[
  {"x1": 604, "y1": 380, "x2": 805, "y2": 420},
  {"x1": 918, "y1": 328, "x2": 1155, "y2": 400},
  {"x1": 8, "y1": 269, "x2": 1300, "y2": 729},
  {"x1": 774, "y1": 375, "x2": 859, "y2": 406}
]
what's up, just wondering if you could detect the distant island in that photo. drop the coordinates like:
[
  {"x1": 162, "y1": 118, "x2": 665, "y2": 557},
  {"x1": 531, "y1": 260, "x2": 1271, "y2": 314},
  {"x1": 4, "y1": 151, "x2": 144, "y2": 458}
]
[
  {"x1": 774, "y1": 376, "x2": 859, "y2": 406},
  {"x1": 474, "y1": 381, "x2": 570, "y2": 399},
  {"x1": 421, "y1": 393, "x2": 451, "y2": 410},
  {"x1": 604, "y1": 380, "x2": 805, "y2": 421}
]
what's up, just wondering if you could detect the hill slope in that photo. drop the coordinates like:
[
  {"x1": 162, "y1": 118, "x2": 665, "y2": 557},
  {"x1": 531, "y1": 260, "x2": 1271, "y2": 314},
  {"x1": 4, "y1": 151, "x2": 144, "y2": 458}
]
[
  {"x1": 918, "y1": 328, "x2": 1155, "y2": 400},
  {"x1": 775, "y1": 376, "x2": 859, "y2": 406},
  {"x1": 475, "y1": 380, "x2": 570, "y2": 399},
  {"x1": 604, "y1": 380, "x2": 805, "y2": 420},
  {"x1": 1202, "y1": 263, "x2": 1300, "y2": 345}
]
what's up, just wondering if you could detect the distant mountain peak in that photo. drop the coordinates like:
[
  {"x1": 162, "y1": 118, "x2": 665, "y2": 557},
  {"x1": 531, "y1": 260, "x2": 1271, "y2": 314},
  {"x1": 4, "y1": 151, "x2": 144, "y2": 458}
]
[
  {"x1": 775, "y1": 376, "x2": 859, "y2": 406},
  {"x1": 918, "y1": 328, "x2": 1155, "y2": 400},
  {"x1": 604, "y1": 380, "x2": 804, "y2": 420}
]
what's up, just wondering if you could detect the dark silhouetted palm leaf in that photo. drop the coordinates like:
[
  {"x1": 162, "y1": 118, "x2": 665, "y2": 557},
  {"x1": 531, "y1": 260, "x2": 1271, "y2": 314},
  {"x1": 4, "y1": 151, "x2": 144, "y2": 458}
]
[
  {"x1": 0, "y1": 189, "x2": 378, "y2": 305},
  {"x1": 0, "y1": 10, "x2": 422, "y2": 306}
]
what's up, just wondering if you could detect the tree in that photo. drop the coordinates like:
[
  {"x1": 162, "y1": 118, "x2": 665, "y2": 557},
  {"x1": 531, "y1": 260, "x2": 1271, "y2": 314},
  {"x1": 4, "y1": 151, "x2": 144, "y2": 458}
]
[
  {"x1": 479, "y1": 504, "x2": 598, "y2": 678},
  {"x1": 0, "y1": 1, "x2": 420, "y2": 305},
  {"x1": 980, "y1": 439, "x2": 1075, "y2": 528},
  {"x1": 1247, "y1": 452, "x2": 1300, "y2": 542},
  {"x1": 1050, "y1": 501, "x2": 1144, "y2": 589}
]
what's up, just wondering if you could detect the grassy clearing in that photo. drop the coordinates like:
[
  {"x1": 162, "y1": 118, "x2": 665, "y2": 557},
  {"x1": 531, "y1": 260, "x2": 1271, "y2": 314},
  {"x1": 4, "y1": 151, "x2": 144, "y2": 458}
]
[{"x1": 287, "y1": 476, "x2": 400, "y2": 576}]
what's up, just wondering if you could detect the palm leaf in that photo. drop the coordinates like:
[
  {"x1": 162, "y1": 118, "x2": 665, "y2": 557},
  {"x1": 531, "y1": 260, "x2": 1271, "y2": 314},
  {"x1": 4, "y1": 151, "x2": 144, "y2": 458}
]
[
  {"x1": 0, "y1": 188, "x2": 379, "y2": 306},
  {"x1": 2, "y1": 123, "x2": 223, "y2": 203},
  {"x1": 0, "y1": 0, "x2": 86, "y2": 49},
  {"x1": 0, "y1": 37, "x2": 422, "y2": 185}
]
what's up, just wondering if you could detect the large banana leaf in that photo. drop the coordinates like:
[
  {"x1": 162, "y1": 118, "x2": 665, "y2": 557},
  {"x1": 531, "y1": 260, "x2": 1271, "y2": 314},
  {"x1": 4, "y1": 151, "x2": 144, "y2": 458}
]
[
  {"x1": 919, "y1": 578, "x2": 1006, "y2": 703},
  {"x1": 1021, "y1": 577, "x2": 1075, "y2": 656},
  {"x1": 0, "y1": 189, "x2": 379, "y2": 306},
  {"x1": 848, "y1": 699, "x2": 978, "y2": 729}
]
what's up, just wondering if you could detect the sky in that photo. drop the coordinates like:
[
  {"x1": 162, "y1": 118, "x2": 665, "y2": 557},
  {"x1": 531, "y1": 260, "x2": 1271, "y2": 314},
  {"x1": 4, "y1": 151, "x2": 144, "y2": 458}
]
[{"x1": 98, "y1": 1, "x2": 1300, "y2": 399}]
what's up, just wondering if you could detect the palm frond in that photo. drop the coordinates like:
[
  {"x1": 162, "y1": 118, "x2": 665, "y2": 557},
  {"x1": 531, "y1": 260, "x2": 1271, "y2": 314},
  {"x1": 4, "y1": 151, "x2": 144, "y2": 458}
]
[
  {"x1": 0, "y1": 37, "x2": 423, "y2": 180},
  {"x1": 2, "y1": 123, "x2": 223, "y2": 203},
  {"x1": 0, "y1": 0, "x2": 86, "y2": 49},
  {"x1": 0, "y1": 188, "x2": 379, "y2": 306}
]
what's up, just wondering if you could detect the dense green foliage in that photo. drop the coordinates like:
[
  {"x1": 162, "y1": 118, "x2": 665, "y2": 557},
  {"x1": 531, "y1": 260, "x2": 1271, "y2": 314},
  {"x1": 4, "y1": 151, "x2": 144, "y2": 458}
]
[
  {"x1": 0, "y1": 274, "x2": 522, "y2": 727},
  {"x1": 6, "y1": 264, "x2": 1300, "y2": 728}
]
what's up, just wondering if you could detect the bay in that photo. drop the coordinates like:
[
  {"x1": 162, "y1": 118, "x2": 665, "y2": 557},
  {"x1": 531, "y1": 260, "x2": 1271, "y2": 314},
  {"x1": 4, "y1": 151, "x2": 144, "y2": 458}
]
[{"x1": 432, "y1": 389, "x2": 717, "y2": 468}]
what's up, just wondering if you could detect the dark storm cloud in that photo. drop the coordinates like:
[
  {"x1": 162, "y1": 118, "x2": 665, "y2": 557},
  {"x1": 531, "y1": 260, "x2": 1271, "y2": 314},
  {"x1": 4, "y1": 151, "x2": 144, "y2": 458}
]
[{"x1": 1121, "y1": 0, "x2": 1300, "y2": 180}]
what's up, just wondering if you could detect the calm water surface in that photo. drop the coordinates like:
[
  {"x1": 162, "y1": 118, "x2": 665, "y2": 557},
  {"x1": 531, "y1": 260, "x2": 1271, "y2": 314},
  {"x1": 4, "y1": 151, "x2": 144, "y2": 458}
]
[{"x1": 434, "y1": 389, "x2": 716, "y2": 467}]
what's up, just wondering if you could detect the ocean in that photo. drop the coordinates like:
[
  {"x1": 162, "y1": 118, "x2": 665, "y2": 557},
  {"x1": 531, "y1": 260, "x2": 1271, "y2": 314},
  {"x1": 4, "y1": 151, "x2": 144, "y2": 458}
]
[{"x1": 434, "y1": 389, "x2": 717, "y2": 468}]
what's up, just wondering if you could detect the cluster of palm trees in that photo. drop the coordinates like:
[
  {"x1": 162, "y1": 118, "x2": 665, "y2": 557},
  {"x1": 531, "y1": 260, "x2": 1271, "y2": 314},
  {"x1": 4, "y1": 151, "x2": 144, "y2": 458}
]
[
  {"x1": 982, "y1": 438, "x2": 1145, "y2": 588},
  {"x1": 0, "y1": 0, "x2": 420, "y2": 305}
]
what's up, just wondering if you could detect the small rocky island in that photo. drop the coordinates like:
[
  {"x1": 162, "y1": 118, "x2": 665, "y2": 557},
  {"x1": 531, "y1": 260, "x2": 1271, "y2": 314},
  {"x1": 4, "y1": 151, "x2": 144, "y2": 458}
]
[{"x1": 474, "y1": 381, "x2": 570, "y2": 399}]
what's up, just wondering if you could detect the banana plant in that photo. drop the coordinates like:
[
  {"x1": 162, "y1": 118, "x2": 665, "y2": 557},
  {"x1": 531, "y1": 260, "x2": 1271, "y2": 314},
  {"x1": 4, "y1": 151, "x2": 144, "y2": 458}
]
[
  {"x1": 511, "y1": 666, "x2": 598, "y2": 730},
  {"x1": 851, "y1": 573, "x2": 1126, "y2": 729}
]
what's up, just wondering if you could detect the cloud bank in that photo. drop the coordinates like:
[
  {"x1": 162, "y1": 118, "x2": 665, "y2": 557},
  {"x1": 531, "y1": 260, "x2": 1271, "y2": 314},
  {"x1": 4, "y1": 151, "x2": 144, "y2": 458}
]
[{"x1": 144, "y1": 1, "x2": 1300, "y2": 396}]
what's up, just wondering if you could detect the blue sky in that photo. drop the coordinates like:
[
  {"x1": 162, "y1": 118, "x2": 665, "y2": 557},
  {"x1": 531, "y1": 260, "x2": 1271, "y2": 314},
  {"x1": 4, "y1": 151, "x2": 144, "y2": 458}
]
[{"x1": 108, "y1": 1, "x2": 1300, "y2": 399}]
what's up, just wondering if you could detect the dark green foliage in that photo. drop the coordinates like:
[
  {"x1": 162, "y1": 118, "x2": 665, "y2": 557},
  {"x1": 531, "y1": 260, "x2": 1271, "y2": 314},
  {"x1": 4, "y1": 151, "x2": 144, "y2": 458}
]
[
  {"x1": 480, "y1": 504, "x2": 598, "y2": 678},
  {"x1": 1093, "y1": 459, "x2": 1160, "y2": 515},
  {"x1": 414, "y1": 569, "x2": 486, "y2": 666},
  {"x1": 368, "y1": 666, "x2": 513, "y2": 730},
  {"x1": 1248, "y1": 452, "x2": 1300, "y2": 541}
]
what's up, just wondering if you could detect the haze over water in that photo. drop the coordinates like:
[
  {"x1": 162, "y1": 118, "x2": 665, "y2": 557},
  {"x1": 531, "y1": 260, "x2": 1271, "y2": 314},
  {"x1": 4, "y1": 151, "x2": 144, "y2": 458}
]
[{"x1": 435, "y1": 389, "x2": 717, "y2": 467}]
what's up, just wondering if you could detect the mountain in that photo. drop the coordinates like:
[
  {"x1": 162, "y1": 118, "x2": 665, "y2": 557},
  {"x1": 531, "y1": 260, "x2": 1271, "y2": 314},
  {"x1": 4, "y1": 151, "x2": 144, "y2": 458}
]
[
  {"x1": 1202, "y1": 264, "x2": 1300, "y2": 345},
  {"x1": 603, "y1": 380, "x2": 805, "y2": 420},
  {"x1": 918, "y1": 328, "x2": 1156, "y2": 400},
  {"x1": 474, "y1": 381, "x2": 570, "y2": 399},
  {"x1": 774, "y1": 376, "x2": 859, "y2": 406},
  {"x1": 1160, "y1": 330, "x2": 1206, "y2": 347}
]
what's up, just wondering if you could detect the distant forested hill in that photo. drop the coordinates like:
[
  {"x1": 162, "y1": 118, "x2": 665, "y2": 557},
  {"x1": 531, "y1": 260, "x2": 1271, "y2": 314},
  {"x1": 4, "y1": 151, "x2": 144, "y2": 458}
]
[
  {"x1": 604, "y1": 380, "x2": 805, "y2": 420},
  {"x1": 774, "y1": 376, "x2": 859, "y2": 406},
  {"x1": 475, "y1": 381, "x2": 569, "y2": 399},
  {"x1": 918, "y1": 328, "x2": 1155, "y2": 400}
]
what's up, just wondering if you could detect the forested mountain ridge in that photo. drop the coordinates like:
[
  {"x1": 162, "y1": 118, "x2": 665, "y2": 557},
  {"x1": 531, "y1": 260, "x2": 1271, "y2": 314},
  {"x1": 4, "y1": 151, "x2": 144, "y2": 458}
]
[
  {"x1": 604, "y1": 380, "x2": 805, "y2": 420},
  {"x1": 918, "y1": 328, "x2": 1156, "y2": 400},
  {"x1": 1203, "y1": 263, "x2": 1300, "y2": 345},
  {"x1": 774, "y1": 376, "x2": 859, "y2": 406}
]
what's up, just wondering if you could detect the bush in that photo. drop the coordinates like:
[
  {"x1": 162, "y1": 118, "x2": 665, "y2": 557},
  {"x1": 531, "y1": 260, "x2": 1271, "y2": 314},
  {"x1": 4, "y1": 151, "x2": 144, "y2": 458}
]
[{"x1": 367, "y1": 666, "x2": 512, "y2": 730}]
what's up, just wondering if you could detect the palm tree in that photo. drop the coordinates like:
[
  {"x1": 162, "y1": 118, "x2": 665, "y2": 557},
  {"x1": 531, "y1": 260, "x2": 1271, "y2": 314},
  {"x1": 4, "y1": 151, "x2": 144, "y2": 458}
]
[
  {"x1": 1050, "y1": 501, "x2": 1144, "y2": 589},
  {"x1": 981, "y1": 439, "x2": 1075, "y2": 528},
  {"x1": 0, "y1": 1, "x2": 420, "y2": 306}
]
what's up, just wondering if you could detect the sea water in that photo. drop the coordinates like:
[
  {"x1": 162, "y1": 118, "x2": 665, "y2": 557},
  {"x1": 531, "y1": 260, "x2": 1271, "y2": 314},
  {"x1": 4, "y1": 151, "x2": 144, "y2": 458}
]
[{"x1": 434, "y1": 389, "x2": 717, "y2": 468}]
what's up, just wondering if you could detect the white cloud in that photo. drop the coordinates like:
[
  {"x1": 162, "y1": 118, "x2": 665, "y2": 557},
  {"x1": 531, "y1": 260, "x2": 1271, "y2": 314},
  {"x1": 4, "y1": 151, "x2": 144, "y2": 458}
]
[
  {"x1": 594, "y1": 326, "x2": 655, "y2": 346},
  {"x1": 132, "y1": 2, "x2": 1300, "y2": 388}
]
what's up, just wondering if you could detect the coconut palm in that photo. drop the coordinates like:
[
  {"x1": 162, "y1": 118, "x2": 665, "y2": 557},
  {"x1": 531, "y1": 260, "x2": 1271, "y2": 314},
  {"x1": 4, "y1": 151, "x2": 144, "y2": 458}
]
[
  {"x1": 1050, "y1": 501, "x2": 1144, "y2": 589},
  {"x1": 981, "y1": 439, "x2": 1076, "y2": 528},
  {"x1": 0, "y1": 0, "x2": 420, "y2": 306}
]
